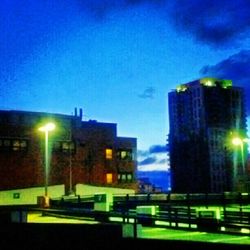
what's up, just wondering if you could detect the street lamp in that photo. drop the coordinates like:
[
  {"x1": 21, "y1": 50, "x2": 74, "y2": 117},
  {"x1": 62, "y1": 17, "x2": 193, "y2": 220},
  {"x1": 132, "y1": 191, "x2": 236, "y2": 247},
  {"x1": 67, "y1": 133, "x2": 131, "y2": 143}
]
[
  {"x1": 232, "y1": 137, "x2": 248, "y2": 172},
  {"x1": 232, "y1": 136, "x2": 249, "y2": 191},
  {"x1": 38, "y1": 122, "x2": 55, "y2": 205}
]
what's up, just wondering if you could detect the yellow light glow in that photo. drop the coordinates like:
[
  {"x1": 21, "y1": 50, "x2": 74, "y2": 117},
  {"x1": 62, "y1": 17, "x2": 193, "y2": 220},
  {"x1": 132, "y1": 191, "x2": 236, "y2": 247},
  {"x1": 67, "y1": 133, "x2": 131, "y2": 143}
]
[
  {"x1": 232, "y1": 137, "x2": 242, "y2": 146},
  {"x1": 38, "y1": 123, "x2": 56, "y2": 132},
  {"x1": 241, "y1": 228, "x2": 250, "y2": 234},
  {"x1": 176, "y1": 84, "x2": 188, "y2": 92},
  {"x1": 105, "y1": 148, "x2": 112, "y2": 159},
  {"x1": 205, "y1": 80, "x2": 213, "y2": 86},
  {"x1": 200, "y1": 78, "x2": 216, "y2": 87},
  {"x1": 106, "y1": 173, "x2": 113, "y2": 184}
]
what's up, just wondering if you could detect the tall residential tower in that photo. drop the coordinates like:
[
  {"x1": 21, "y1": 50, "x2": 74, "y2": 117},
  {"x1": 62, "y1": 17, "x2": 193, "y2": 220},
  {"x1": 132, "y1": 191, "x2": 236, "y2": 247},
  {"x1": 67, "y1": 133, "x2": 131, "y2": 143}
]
[{"x1": 168, "y1": 78, "x2": 249, "y2": 193}]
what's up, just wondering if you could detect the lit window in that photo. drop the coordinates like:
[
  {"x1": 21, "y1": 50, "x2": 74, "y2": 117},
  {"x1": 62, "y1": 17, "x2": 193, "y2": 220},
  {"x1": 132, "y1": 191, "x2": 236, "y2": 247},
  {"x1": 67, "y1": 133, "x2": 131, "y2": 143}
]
[
  {"x1": 0, "y1": 138, "x2": 27, "y2": 151},
  {"x1": 20, "y1": 140, "x2": 27, "y2": 149},
  {"x1": 13, "y1": 140, "x2": 21, "y2": 151},
  {"x1": 118, "y1": 149, "x2": 132, "y2": 160},
  {"x1": 127, "y1": 174, "x2": 132, "y2": 181},
  {"x1": 13, "y1": 140, "x2": 27, "y2": 151},
  {"x1": 118, "y1": 173, "x2": 133, "y2": 183},
  {"x1": 106, "y1": 148, "x2": 112, "y2": 159},
  {"x1": 106, "y1": 173, "x2": 113, "y2": 184}
]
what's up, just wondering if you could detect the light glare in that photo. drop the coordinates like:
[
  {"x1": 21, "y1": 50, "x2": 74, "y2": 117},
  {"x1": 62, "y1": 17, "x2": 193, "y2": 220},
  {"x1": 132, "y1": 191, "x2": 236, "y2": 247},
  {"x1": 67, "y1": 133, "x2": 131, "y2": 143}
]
[
  {"x1": 39, "y1": 123, "x2": 56, "y2": 132},
  {"x1": 232, "y1": 137, "x2": 242, "y2": 146}
]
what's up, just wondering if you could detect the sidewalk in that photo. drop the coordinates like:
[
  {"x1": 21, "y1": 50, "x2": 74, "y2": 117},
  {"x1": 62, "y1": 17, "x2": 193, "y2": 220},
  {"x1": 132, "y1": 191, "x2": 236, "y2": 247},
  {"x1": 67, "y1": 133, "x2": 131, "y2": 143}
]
[{"x1": 27, "y1": 211, "x2": 250, "y2": 246}]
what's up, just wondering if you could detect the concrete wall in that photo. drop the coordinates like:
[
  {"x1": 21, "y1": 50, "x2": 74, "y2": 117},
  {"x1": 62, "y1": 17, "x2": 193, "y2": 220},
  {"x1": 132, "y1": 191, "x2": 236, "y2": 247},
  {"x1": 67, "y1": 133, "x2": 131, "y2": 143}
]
[
  {"x1": 75, "y1": 184, "x2": 135, "y2": 196},
  {"x1": 0, "y1": 185, "x2": 65, "y2": 205}
]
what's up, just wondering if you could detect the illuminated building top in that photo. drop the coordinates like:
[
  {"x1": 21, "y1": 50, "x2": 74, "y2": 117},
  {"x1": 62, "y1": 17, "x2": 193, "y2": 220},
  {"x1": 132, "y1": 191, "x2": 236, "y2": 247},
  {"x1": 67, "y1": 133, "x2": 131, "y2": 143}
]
[{"x1": 176, "y1": 77, "x2": 232, "y2": 93}]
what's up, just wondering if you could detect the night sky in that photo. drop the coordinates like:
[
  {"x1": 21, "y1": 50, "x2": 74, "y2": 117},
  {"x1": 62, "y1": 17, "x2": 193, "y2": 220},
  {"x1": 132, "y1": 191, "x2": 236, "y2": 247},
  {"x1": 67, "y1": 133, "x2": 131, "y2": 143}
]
[{"x1": 1, "y1": 0, "x2": 250, "y2": 172}]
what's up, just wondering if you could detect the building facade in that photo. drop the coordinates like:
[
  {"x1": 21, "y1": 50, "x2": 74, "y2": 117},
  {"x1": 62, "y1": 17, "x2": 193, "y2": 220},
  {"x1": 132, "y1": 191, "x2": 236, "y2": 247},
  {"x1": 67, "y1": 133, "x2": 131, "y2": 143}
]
[
  {"x1": 168, "y1": 78, "x2": 249, "y2": 193},
  {"x1": 0, "y1": 109, "x2": 137, "y2": 193}
]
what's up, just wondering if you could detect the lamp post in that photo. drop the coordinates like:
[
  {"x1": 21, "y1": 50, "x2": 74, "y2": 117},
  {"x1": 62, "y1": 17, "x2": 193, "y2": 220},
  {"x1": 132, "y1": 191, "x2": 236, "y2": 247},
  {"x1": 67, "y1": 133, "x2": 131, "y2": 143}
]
[
  {"x1": 232, "y1": 136, "x2": 248, "y2": 191},
  {"x1": 38, "y1": 122, "x2": 55, "y2": 202},
  {"x1": 232, "y1": 137, "x2": 248, "y2": 173}
]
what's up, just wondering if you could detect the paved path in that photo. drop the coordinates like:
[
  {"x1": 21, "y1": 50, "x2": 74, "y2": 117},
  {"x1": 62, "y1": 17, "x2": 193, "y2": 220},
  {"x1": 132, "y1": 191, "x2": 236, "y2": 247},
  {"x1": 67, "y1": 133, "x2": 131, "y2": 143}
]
[
  {"x1": 28, "y1": 212, "x2": 250, "y2": 245},
  {"x1": 139, "y1": 227, "x2": 250, "y2": 245}
]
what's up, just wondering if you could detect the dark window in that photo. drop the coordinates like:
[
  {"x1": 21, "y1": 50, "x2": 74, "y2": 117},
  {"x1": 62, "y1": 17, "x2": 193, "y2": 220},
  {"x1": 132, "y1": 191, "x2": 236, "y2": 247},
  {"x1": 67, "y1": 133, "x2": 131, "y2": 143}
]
[{"x1": 53, "y1": 141, "x2": 75, "y2": 153}]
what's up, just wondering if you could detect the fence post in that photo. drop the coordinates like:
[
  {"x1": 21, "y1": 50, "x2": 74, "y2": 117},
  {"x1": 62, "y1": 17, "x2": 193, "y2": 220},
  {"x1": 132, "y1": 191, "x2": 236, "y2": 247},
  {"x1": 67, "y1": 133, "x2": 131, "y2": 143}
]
[
  {"x1": 168, "y1": 205, "x2": 172, "y2": 227},
  {"x1": 133, "y1": 217, "x2": 137, "y2": 238},
  {"x1": 174, "y1": 208, "x2": 178, "y2": 228},
  {"x1": 147, "y1": 193, "x2": 151, "y2": 202},
  {"x1": 238, "y1": 192, "x2": 243, "y2": 223},
  {"x1": 186, "y1": 193, "x2": 191, "y2": 229}
]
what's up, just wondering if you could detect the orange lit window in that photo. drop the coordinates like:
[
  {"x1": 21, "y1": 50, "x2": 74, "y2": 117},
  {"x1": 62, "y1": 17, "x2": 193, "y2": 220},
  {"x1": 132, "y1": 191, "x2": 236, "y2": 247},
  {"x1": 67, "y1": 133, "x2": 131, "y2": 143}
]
[
  {"x1": 105, "y1": 148, "x2": 112, "y2": 159},
  {"x1": 106, "y1": 173, "x2": 113, "y2": 184}
]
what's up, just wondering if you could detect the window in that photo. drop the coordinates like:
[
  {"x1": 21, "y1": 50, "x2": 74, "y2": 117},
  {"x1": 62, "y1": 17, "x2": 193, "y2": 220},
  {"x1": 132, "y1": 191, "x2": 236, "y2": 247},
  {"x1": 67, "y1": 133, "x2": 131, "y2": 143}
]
[
  {"x1": 105, "y1": 148, "x2": 112, "y2": 159},
  {"x1": 54, "y1": 141, "x2": 75, "y2": 153},
  {"x1": 12, "y1": 140, "x2": 27, "y2": 151},
  {"x1": 127, "y1": 174, "x2": 132, "y2": 181},
  {"x1": 106, "y1": 173, "x2": 113, "y2": 184},
  {"x1": 118, "y1": 173, "x2": 133, "y2": 183},
  {"x1": 0, "y1": 138, "x2": 28, "y2": 152},
  {"x1": 62, "y1": 141, "x2": 75, "y2": 153},
  {"x1": 117, "y1": 149, "x2": 132, "y2": 160}
]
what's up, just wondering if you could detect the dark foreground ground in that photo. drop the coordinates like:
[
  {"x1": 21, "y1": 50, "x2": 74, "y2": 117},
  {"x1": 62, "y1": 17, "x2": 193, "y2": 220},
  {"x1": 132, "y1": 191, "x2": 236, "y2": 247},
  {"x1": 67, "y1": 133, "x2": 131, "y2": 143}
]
[{"x1": 0, "y1": 223, "x2": 249, "y2": 250}]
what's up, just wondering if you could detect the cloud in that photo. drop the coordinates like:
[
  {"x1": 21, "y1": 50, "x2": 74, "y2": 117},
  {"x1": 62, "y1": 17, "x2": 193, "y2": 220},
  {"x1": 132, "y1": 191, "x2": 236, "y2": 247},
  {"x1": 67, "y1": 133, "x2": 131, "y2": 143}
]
[
  {"x1": 166, "y1": 0, "x2": 250, "y2": 48},
  {"x1": 138, "y1": 87, "x2": 156, "y2": 99},
  {"x1": 149, "y1": 144, "x2": 168, "y2": 154},
  {"x1": 137, "y1": 143, "x2": 169, "y2": 171},
  {"x1": 158, "y1": 158, "x2": 168, "y2": 164},
  {"x1": 77, "y1": 0, "x2": 163, "y2": 20},
  {"x1": 78, "y1": 1, "x2": 250, "y2": 48},
  {"x1": 199, "y1": 49, "x2": 250, "y2": 114},
  {"x1": 137, "y1": 149, "x2": 149, "y2": 157},
  {"x1": 138, "y1": 156, "x2": 157, "y2": 166}
]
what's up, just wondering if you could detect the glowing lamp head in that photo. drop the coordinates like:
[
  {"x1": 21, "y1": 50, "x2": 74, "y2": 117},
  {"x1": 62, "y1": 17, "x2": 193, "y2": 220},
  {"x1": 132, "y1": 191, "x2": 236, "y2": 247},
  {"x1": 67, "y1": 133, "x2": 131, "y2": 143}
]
[
  {"x1": 232, "y1": 137, "x2": 242, "y2": 146},
  {"x1": 39, "y1": 122, "x2": 56, "y2": 132}
]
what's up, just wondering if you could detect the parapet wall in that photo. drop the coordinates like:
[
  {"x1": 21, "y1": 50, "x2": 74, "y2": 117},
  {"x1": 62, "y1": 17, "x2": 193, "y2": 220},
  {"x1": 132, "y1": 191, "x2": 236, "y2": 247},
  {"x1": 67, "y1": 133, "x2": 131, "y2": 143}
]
[{"x1": 0, "y1": 185, "x2": 65, "y2": 205}]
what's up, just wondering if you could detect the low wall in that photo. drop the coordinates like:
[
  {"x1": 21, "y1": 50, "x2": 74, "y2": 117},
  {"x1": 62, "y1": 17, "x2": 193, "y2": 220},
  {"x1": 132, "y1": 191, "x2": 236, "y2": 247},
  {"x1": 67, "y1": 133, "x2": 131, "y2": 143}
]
[
  {"x1": 75, "y1": 184, "x2": 135, "y2": 196},
  {"x1": 0, "y1": 185, "x2": 65, "y2": 205}
]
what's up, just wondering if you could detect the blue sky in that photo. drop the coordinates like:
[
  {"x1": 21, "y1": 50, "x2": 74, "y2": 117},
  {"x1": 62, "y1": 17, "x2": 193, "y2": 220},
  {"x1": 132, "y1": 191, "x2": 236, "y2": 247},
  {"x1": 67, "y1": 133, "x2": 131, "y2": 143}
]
[{"x1": 1, "y1": 0, "x2": 250, "y2": 171}]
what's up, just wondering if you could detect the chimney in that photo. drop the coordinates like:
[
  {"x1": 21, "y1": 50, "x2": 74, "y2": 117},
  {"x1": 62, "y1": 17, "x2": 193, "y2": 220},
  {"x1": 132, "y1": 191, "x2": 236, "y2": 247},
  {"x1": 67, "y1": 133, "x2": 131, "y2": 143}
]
[
  {"x1": 79, "y1": 108, "x2": 83, "y2": 120},
  {"x1": 74, "y1": 107, "x2": 77, "y2": 117}
]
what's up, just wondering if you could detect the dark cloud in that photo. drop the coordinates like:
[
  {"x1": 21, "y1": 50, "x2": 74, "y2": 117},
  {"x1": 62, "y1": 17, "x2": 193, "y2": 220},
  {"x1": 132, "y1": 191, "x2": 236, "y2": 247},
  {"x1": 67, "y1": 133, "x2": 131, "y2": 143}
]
[
  {"x1": 138, "y1": 144, "x2": 168, "y2": 167},
  {"x1": 137, "y1": 149, "x2": 149, "y2": 157},
  {"x1": 199, "y1": 49, "x2": 250, "y2": 114},
  {"x1": 138, "y1": 156, "x2": 157, "y2": 166},
  {"x1": 78, "y1": 1, "x2": 250, "y2": 47},
  {"x1": 77, "y1": 0, "x2": 164, "y2": 20},
  {"x1": 167, "y1": 0, "x2": 250, "y2": 48},
  {"x1": 149, "y1": 144, "x2": 168, "y2": 154},
  {"x1": 138, "y1": 87, "x2": 156, "y2": 99},
  {"x1": 138, "y1": 144, "x2": 168, "y2": 157}
]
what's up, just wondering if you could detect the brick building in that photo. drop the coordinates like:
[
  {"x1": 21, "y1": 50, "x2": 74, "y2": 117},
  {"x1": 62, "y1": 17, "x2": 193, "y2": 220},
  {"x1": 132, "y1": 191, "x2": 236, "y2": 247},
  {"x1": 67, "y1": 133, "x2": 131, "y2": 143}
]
[{"x1": 0, "y1": 109, "x2": 137, "y2": 193}]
